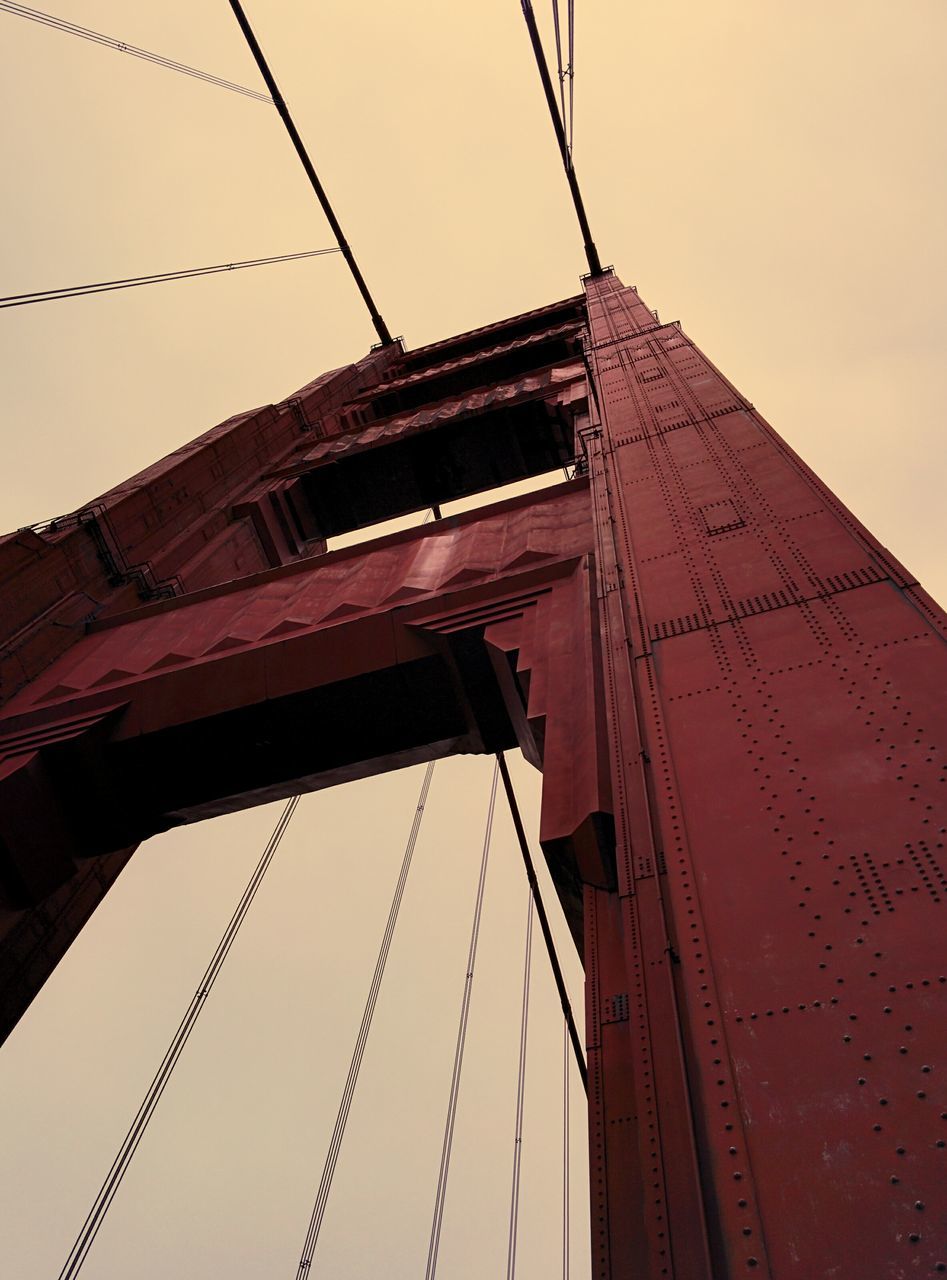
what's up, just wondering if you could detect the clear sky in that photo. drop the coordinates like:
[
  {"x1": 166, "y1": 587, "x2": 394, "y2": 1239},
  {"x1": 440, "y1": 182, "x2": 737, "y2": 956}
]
[{"x1": 1, "y1": 3, "x2": 945, "y2": 1278}]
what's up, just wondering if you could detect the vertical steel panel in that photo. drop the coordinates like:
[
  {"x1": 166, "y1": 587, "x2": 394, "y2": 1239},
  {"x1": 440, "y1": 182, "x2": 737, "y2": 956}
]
[{"x1": 585, "y1": 269, "x2": 947, "y2": 1276}]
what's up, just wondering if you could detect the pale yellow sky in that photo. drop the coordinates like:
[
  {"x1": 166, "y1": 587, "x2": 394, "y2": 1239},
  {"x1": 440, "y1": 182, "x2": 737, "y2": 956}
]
[{"x1": 1, "y1": 3, "x2": 945, "y2": 1277}]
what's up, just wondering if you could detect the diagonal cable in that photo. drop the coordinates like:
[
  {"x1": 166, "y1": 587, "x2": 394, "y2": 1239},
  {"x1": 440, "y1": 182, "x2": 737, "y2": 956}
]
[
  {"x1": 0, "y1": 248, "x2": 340, "y2": 310},
  {"x1": 57, "y1": 796, "x2": 300, "y2": 1280},
  {"x1": 425, "y1": 759, "x2": 500, "y2": 1280},
  {"x1": 227, "y1": 0, "x2": 394, "y2": 346},
  {"x1": 505, "y1": 890, "x2": 534, "y2": 1280},
  {"x1": 0, "y1": 1, "x2": 272, "y2": 101},
  {"x1": 519, "y1": 0, "x2": 601, "y2": 275},
  {"x1": 294, "y1": 762, "x2": 436, "y2": 1277},
  {"x1": 495, "y1": 752, "x2": 587, "y2": 1093}
]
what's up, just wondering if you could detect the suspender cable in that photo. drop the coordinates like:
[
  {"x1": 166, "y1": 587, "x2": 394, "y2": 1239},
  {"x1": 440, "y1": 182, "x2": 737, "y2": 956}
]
[
  {"x1": 0, "y1": 1, "x2": 272, "y2": 101},
  {"x1": 0, "y1": 248, "x2": 340, "y2": 310},
  {"x1": 567, "y1": 0, "x2": 575, "y2": 157},
  {"x1": 425, "y1": 760, "x2": 500, "y2": 1280},
  {"x1": 551, "y1": 1, "x2": 568, "y2": 137},
  {"x1": 519, "y1": 1, "x2": 601, "y2": 276},
  {"x1": 57, "y1": 796, "x2": 301, "y2": 1280},
  {"x1": 495, "y1": 752, "x2": 587, "y2": 1094},
  {"x1": 562, "y1": 1019, "x2": 571, "y2": 1280},
  {"x1": 227, "y1": 1, "x2": 394, "y2": 347},
  {"x1": 294, "y1": 762, "x2": 436, "y2": 1277},
  {"x1": 505, "y1": 890, "x2": 533, "y2": 1280},
  {"x1": 550, "y1": 0, "x2": 575, "y2": 157}
]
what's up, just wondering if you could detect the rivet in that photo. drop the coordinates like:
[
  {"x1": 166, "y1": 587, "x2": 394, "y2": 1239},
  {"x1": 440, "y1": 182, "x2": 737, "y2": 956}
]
[{"x1": 915, "y1": 1201, "x2": 925, "y2": 1211}]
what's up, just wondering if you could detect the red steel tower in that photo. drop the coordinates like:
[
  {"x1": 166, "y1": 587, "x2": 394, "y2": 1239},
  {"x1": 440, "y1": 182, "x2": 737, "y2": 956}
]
[{"x1": 1, "y1": 270, "x2": 945, "y2": 1277}]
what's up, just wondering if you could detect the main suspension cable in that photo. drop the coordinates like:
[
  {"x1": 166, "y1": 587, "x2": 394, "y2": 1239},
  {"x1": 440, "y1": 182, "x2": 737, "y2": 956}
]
[
  {"x1": 0, "y1": 248, "x2": 340, "y2": 310},
  {"x1": 0, "y1": 1, "x2": 272, "y2": 102},
  {"x1": 505, "y1": 890, "x2": 534, "y2": 1280},
  {"x1": 519, "y1": 0, "x2": 601, "y2": 276},
  {"x1": 495, "y1": 752, "x2": 587, "y2": 1094},
  {"x1": 294, "y1": 762, "x2": 436, "y2": 1277},
  {"x1": 425, "y1": 760, "x2": 500, "y2": 1280},
  {"x1": 57, "y1": 796, "x2": 301, "y2": 1280},
  {"x1": 227, "y1": 1, "x2": 394, "y2": 347}
]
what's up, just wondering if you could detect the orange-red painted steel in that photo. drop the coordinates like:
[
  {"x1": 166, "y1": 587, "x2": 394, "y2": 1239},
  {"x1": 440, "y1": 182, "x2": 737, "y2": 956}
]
[
  {"x1": 582, "y1": 272, "x2": 947, "y2": 1277},
  {"x1": 1, "y1": 276, "x2": 945, "y2": 1277}
]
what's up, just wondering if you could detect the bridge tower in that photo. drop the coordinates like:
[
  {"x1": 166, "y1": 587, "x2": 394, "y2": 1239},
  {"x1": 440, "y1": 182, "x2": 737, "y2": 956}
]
[{"x1": 1, "y1": 270, "x2": 945, "y2": 1277}]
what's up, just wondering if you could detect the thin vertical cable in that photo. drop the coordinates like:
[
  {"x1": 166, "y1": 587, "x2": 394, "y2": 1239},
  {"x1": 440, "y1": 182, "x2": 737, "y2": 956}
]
[
  {"x1": 566, "y1": 0, "x2": 575, "y2": 157},
  {"x1": 294, "y1": 762, "x2": 436, "y2": 1276},
  {"x1": 505, "y1": 890, "x2": 534, "y2": 1280},
  {"x1": 425, "y1": 760, "x2": 500, "y2": 1280},
  {"x1": 551, "y1": 0, "x2": 567, "y2": 134},
  {"x1": 519, "y1": 1, "x2": 602, "y2": 276},
  {"x1": 57, "y1": 796, "x2": 300, "y2": 1280},
  {"x1": 562, "y1": 1018, "x2": 570, "y2": 1280}
]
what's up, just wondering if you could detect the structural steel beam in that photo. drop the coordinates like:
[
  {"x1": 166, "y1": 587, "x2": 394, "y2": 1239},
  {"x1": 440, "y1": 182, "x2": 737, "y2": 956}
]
[{"x1": 1, "y1": 277, "x2": 945, "y2": 1277}]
